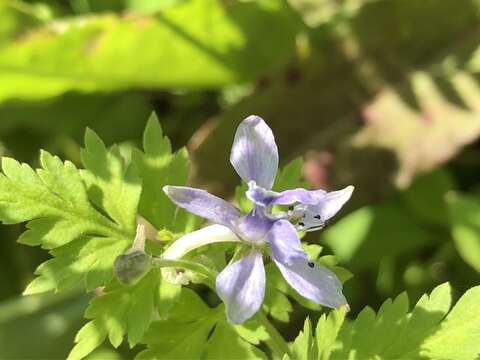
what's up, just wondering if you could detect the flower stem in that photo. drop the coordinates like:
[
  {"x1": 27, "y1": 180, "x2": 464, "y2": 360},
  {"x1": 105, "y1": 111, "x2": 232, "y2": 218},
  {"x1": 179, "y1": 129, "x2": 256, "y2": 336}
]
[
  {"x1": 257, "y1": 311, "x2": 292, "y2": 359},
  {"x1": 151, "y1": 257, "x2": 291, "y2": 358}
]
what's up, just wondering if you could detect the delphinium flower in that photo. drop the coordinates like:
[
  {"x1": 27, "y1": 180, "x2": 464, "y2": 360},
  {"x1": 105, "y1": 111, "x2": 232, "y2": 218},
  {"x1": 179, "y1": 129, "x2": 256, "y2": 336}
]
[{"x1": 163, "y1": 115, "x2": 354, "y2": 324}]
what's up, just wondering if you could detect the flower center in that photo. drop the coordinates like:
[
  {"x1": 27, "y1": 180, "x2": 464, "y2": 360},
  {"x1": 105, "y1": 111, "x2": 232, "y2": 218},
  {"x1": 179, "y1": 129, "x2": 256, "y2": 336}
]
[{"x1": 235, "y1": 208, "x2": 274, "y2": 244}]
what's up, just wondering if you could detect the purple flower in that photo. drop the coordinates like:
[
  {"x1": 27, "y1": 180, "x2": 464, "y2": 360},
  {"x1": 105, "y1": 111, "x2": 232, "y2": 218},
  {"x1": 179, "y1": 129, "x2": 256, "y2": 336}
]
[{"x1": 163, "y1": 115, "x2": 354, "y2": 324}]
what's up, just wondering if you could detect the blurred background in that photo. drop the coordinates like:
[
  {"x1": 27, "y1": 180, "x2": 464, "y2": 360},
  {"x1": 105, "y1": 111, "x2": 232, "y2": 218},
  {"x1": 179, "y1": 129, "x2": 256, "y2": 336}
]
[{"x1": 1, "y1": 0, "x2": 480, "y2": 358}]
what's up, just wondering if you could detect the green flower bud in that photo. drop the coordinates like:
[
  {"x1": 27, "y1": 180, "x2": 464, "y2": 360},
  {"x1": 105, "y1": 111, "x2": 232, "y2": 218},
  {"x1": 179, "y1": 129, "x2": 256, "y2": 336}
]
[{"x1": 114, "y1": 250, "x2": 152, "y2": 286}]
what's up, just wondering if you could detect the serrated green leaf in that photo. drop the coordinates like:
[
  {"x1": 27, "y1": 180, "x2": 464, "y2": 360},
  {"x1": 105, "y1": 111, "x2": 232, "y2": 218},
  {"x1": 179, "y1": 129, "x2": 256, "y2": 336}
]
[
  {"x1": 68, "y1": 269, "x2": 162, "y2": 360},
  {"x1": 132, "y1": 113, "x2": 200, "y2": 233},
  {"x1": 420, "y1": 285, "x2": 480, "y2": 360},
  {"x1": 315, "y1": 306, "x2": 347, "y2": 360},
  {"x1": 291, "y1": 317, "x2": 317, "y2": 360},
  {"x1": 206, "y1": 321, "x2": 267, "y2": 360},
  {"x1": 137, "y1": 288, "x2": 266, "y2": 360},
  {"x1": 81, "y1": 128, "x2": 141, "y2": 234},
  {"x1": 326, "y1": 283, "x2": 480, "y2": 360},
  {"x1": 25, "y1": 236, "x2": 128, "y2": 294},
  {"x1": 0, "y1": 151, "x2": 136, "y2": 294}
]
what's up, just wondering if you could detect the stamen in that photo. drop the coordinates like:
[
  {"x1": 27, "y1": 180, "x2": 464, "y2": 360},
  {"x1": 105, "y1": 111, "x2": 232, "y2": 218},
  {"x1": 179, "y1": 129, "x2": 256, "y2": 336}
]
[
  {"x1": 298, "y1": 222, "x2": 305, "y2": 227},
  {"x1": 307, "y1": 261, "x2": 315, "y2": 268},
  {"x1": 314, "y1": 215, "x2": 321, "y2": 219}
]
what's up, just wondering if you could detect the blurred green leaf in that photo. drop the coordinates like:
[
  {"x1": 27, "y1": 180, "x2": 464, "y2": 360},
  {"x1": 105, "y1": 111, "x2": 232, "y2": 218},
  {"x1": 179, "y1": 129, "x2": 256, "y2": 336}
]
[
  {"x1": 323, "y1": 203, "x2": 431, "y2": 268},
  {"x1": 447, "y1": 192, "x2": 480, "y2": 272},
  {"x1": 126, "y1": 0, "x2": 180, "y2": 14},
  {"x1": 401, "y1": 168, "x2": 455, "y2": 226},
  {"x1": 0, "y1": 0, "x2": 299, "y2": 102},
  {"x1": 0, "y1": 291, "x2": 88, "y2": 359}
]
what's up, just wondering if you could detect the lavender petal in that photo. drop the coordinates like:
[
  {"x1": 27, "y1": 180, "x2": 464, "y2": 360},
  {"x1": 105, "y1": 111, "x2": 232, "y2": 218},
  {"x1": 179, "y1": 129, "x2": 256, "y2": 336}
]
[
  {"x1": 216, "y1": 251, "x2": 266, "y2": 324},
  {"x1": 230, "y1": 115, "x2": 278, "y2": 189},
  {"x1": 266, "y1": 219, "x2": 305, "y2": 265},
  {"x1": 163, "y1": 185, "x2": 241, "y2": 230},
  {"x1": 274, "y1": 256, "x2": 347, "y2": 309}
]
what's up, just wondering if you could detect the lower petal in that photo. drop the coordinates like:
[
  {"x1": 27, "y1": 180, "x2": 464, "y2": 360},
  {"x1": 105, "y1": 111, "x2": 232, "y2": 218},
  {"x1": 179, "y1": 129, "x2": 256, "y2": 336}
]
[
  {"x1": 216, "y1": 251, "x2": 265, "y2": 324},
  {"x1": 274, "y1": 256, "x2": 347, "y2": 309},
  {"x1": 266, "y1": 220, "x2": 305, "y2": 266}
]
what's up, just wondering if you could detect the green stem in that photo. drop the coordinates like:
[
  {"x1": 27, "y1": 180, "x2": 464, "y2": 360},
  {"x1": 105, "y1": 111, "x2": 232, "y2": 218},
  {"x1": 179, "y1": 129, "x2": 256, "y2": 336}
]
[
  {"x1": 151, "y1": 257, "x2": 291, "y2": 358},
  {"x1": 257, "y1": 311, "x2": 292, "y2": 359}
]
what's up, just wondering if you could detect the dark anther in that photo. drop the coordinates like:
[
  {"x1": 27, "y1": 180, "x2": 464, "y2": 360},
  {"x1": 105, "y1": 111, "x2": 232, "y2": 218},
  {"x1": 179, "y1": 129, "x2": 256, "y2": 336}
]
[
  {"x1": 314, "y1": 215, "x2": 321, "y2": 219},
  {"x1": 307, "y1": 261, "x2": 315, "y2": 268},
  {"x1": 298, "y1": 222, "x2": 305, "y2": 227},
  {"x1": 288, "y1": 205, "x2": 294, "y2": 211}
]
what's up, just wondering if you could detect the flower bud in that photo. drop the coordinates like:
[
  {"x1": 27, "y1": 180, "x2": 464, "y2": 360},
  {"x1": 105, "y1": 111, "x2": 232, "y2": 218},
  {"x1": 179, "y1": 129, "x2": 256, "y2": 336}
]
[{"x1": 113, "y1": 250, "x2": 152, "y2": 286}]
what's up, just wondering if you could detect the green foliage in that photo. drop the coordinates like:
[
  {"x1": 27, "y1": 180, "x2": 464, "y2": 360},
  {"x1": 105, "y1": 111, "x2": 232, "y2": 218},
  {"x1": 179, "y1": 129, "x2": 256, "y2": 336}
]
[
  {"x1": 447, "y1": 192, "x2": 480, "y2": 272},
  {"x1": 289, "y1": 283, "x2": 480, "y2": 360},
  {"x1": 0, "y1": 0, "x2": 299, "y2": 103},
  {"x1": 68, "y1": 269, "x2": 165, "y2": 360},
  {"x1": 323, "y1": 203, "x2": 432, "y2": 268},
  {"x1": 0, "y1": 291, "x2": 88, "y2": 359},
  {"x1": 0, "y1": 149, "x2": 135, "y2": 294},
  {"x1": 138, "y1": 288, "x2": 266, "y2": 360},
  {"x1": 2, "y1": 0, "x2": 480, "y2": 358},
  {"x1": 132, "y1": 113, "x2": 199, "y2": 233}
]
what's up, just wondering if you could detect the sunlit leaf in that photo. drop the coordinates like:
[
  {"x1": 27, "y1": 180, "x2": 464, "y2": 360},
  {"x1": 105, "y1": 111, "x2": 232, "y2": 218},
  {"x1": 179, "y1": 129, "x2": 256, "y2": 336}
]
[{"x1": 0, "y1": 0, "x2": 299, "y2": 102}]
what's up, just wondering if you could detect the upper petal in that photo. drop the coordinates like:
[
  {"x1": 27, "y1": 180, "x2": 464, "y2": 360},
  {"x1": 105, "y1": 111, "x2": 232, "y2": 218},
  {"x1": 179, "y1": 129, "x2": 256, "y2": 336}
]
[
  {"x1": 230, "y1": 115, "x2": 279, "y2": 189},
  {"x1": 274, "y1": 256, "x2": 347, "y2": 309},
  {"x1": 163, "y1": 185, "x2": 241, "y2": 230},
  {"x1": 266, "y1": 219, "x2": 305, "y2": 266},
  {"x1": 216, "y1": 251, "x2": 266, "y2": 324}
]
